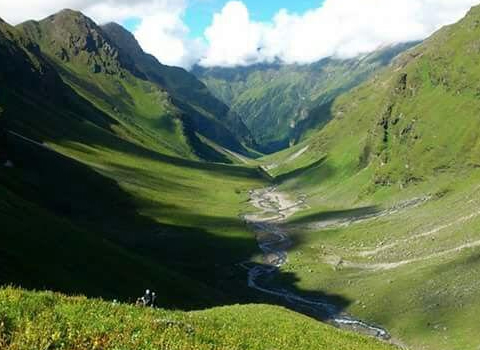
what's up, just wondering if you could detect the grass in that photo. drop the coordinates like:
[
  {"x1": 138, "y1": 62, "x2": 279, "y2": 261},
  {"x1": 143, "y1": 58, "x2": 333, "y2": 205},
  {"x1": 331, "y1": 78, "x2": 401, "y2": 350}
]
[
  {"x1": 0, "y1": 287, "x2": 397, "y2": 350},
  {"x1": 239, "y1": 6, "x2": 480, "y2": 349},
  {"x1": 252, "y1": 149, "x2": 480, "y2": 350},
  {"x1": 4, "y1": 6, "x2": 480, "y2": 350},
  {"x1": 0, "y1": 124, "x2": 266, "y2": 307},
  {"x1": 1, "y1": 12, "x2": 266, "y2": 308}
]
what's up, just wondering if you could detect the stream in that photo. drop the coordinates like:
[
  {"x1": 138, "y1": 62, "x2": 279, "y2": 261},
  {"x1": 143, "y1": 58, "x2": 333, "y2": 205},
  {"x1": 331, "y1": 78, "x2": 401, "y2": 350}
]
[{"x1": 240, "y1": 187, "x2": 390, "y2": 340}]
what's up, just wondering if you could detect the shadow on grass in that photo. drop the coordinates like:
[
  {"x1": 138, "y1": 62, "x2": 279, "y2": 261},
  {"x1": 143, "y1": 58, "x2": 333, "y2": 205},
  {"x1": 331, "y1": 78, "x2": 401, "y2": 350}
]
[
  {"x1": 274, "y1": 156, "x2": 329, "y2": 183},
  {"x1": 1, "y1": 132, "x2": 352, "y2": 318},
  {"x1": 290, "y1": 206, "x2": 381, "y2": 226},
  {"x1": 247, "y1": 264, "x2": 352, "y2": 322}
]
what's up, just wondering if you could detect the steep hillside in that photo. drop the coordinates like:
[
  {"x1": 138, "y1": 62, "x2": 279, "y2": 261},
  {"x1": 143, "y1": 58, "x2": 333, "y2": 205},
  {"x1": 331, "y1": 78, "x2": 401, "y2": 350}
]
[
  {"x1": 252, "y1": 4, "x2": 480, "y2": 350},
  {"x1": 193, "y1": 43, "x2": 415, "y2": 153},
  {"x1": 16, "y1": 10, "x2": 253, "y2": 161},
  {"x1": 101, "y1": 22, "x2": 254, "y2": 148},
  {"x1": 0, "y1": 16, "x2": 131, "y2": 152},
  {"x1": 0, "y1": 13, "x2": 265, "y2": 305},
  {"x1": 0, "y1": 10, "x2": 403, "y2": 350},
  {"x1": 275, "y1": 5, "x2": 480, "y2": 193}
]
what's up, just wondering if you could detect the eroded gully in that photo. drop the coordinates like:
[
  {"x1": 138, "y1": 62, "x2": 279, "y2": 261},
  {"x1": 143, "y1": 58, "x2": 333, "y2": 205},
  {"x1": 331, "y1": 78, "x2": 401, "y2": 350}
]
[{"x1": 240, "y1": 187, "x2": 390, "y2": 341}]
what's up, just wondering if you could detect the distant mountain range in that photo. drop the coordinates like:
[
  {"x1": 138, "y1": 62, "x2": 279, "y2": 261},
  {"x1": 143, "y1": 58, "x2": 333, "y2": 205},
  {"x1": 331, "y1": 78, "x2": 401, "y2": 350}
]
[{"x1": 193, "y1": 43, "x2": 417, "y2": 153}]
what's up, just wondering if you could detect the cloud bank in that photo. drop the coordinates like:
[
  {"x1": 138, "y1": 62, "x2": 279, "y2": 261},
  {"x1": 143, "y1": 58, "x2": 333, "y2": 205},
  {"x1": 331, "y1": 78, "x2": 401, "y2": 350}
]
[
  {"x1": 1, "y1": 0, "x2": 480, "y2": 68},
  {"x1": 200, "y1": 0, "x2": 480, "y2": 67}
]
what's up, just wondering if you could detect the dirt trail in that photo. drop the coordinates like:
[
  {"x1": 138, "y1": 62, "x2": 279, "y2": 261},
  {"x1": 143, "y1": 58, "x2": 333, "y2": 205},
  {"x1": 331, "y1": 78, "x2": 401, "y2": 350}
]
[
  {"x1": 307, "y1": 196, "x2": 431, "y2": 231},
  {"x1": 336, "y1": 239, "x2": 480, "y2": 271},
  {"x1": 286, "y1": 146, "x2": 309, "y2": 163},
  {"x1": 8, "y1": 130, "x2": 52, "y2": 150},
  {"x1": 356, "y1": 210, "x2": 480, "y2": 258},
  {"x1": 241, "y1": 187, "x2": 390, "y2": 340},
  {"x1": 261, "y1": 146, "x2": 310, "y2": 172}
]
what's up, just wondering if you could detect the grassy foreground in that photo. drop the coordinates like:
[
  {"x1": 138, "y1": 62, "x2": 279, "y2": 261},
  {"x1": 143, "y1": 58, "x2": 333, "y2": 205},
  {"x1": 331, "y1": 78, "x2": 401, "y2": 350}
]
[{"x1": 0, "y1": 287, "x2": 396, "y2": 350}]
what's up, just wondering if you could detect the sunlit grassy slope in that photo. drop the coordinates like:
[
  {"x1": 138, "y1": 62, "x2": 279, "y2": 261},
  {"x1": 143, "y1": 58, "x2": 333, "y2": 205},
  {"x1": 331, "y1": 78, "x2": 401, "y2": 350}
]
[
  {"x1": 254, "y1": 5, "x2": 480, "y2": 350},
  {"x1": 0, "y1": 288, "x2": 396, "y2": 350}
]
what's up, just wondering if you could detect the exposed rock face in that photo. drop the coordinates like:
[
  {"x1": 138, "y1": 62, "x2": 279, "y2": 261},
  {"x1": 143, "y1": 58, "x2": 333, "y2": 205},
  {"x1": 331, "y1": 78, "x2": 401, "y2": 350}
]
[{"x1": 20, "y1": 10, "x2": 122, "y2": 75}]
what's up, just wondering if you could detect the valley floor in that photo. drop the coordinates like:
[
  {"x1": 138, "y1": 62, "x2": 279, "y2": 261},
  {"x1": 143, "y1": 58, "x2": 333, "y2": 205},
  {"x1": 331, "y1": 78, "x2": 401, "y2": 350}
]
[
  {"x1": 241, "y1": 187, "x2": 391, "y2": 340},
  {"x1": 4, "y1": 126, "x2": 480, "y2": 350}
]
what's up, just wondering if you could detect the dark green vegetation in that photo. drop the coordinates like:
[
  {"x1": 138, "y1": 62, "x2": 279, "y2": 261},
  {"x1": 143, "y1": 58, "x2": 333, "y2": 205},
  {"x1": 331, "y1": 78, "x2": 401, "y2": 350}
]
[
  {"x1": 4, "y1": 3, "x2": 480, "y2": 350},
  {"x1": 193, "y1": 43, "x2": 416, "y2": 153},
  {"x1": 0, "y1": 9, "x2": 395, "y2": 350},
  {"x1": 0, "y1": 10, "x2": 267, "y2": 307},
  {"x1": 255, "y1": 4, "x2": 480, "y2": 350}
]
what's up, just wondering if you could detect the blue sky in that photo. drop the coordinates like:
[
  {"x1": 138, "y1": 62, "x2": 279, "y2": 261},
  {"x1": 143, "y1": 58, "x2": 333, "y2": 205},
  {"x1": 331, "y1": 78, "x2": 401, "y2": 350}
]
[
  {"x1": 2, "y1": 0, "x2": 477, "y2": 68},
  {"x1": 114, "y1": 0, "x2": 478, "y2": 68},
  {"x1": 185, "y1": 0, "x2": 323, "y2": 38},
  {"x1": 124, "y1": 0, "x2": 324, "y2": 38}
]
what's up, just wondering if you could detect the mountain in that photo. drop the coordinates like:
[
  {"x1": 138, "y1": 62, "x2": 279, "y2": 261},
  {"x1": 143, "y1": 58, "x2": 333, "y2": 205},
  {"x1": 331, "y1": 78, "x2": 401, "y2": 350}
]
[
  {"x1": 101, "y1": 22, "x2": 255, "y2": 147},
  {"x1": 6, "y1": 4, "x2": 480, "y2": 350},
  {"x1": 254, "y1": 4, "x2": 480, "y2": 350},
  {"x1": 0, "y1": 14, "x2": 247, "y2": 304},
  {"x1": 193, "y1": 43, "x2": 417, "y2": 153},
  {"x1": 0, "y1": 11, "x2": 396, "y2": 350},
  {"x1": 15, "y1": 9, "x2": 254, "y2": 161},
  {"x1": 0, "y1": 15, "x2": 124, "y2": 146},
  {"x1": 276, "y1": 5, "x2": 480, "y2": 190}
]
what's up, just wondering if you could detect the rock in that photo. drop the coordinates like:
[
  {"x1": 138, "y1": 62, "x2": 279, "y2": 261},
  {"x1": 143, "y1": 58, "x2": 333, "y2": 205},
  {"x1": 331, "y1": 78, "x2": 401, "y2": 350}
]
[{"x1": 3, "y1": 160, "x2": 14, "y2": 168}]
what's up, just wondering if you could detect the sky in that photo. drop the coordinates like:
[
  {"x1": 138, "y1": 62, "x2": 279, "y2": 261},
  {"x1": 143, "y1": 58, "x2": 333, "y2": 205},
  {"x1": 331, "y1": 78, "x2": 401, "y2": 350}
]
[{"x1": 1, "y1": 0, "x2": 480, "y2": 69}]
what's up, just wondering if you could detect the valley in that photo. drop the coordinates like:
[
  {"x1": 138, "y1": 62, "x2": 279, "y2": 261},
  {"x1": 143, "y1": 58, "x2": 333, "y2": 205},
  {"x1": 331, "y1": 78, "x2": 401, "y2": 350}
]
[
  {"x1": 241, "y1": 187, "x2": 390, "y2": 340},
  {"x1": 2, "y1": 3, "x2": 480, "y2": 350}
]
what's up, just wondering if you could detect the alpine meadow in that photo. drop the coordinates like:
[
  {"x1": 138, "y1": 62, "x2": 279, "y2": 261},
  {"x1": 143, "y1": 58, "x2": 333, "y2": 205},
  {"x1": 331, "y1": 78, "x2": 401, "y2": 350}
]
[{"x1": 2, "y1": 1, "x2": 480, "y2": 350}]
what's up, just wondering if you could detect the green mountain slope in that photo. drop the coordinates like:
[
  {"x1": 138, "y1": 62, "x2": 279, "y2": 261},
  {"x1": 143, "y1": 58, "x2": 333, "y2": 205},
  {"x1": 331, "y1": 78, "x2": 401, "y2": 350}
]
[
  {"x1": 0, "y1": 11, "x2": 400, "y2": 350},
  {"x1": 275, "y1": 5, "x2": 480, "y2": 192},
  {"x1": 252, "y1": 4, "x2": 480, "y2": 350},
  {"x1": 16, "y1": 10, "x2": 253, "y2": 161},
  {"x1": 193, "y1": 43, "x2": 416, "y2": 153},
  {"x1": 101, "y1": 22, "x2": 255, "y2": 148},
  {"x1": 0, "y1": 13, "x2": 264, "y2": 305}
]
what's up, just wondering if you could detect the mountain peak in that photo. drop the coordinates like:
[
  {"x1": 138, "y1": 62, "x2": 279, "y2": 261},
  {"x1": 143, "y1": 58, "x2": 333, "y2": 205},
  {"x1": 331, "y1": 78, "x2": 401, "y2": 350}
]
[
  {"x1": 101, "y1": 22, "x2": 144, "y2": 58},
  {"x1": 49, "y1": 8, "x2": 91, "y2": 22},
  {"x1": 43, "y1": 8, "x2": 101, "y2": 38},
  {"x1": 18, "y1": 9, "x2": 122, "y2": 74}
]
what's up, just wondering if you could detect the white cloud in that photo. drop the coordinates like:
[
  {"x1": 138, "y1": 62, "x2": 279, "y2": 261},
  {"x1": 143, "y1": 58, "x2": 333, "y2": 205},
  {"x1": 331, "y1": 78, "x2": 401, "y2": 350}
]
[
  {"x1": 133, "y1": 10, "x2": 204, "y2": 68},
  {"x1": 2, "y1": 0, "x2": 480, "y2": 68},
  {"x1": 200, "y1": 1, "x2": 266, "y2": 67},
  {"x1": 199, "y1": 0, "x2": 480, "y2": 67},
  {"x1": 0, "y1": 0, "x2": 198, "y2": 68}
]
